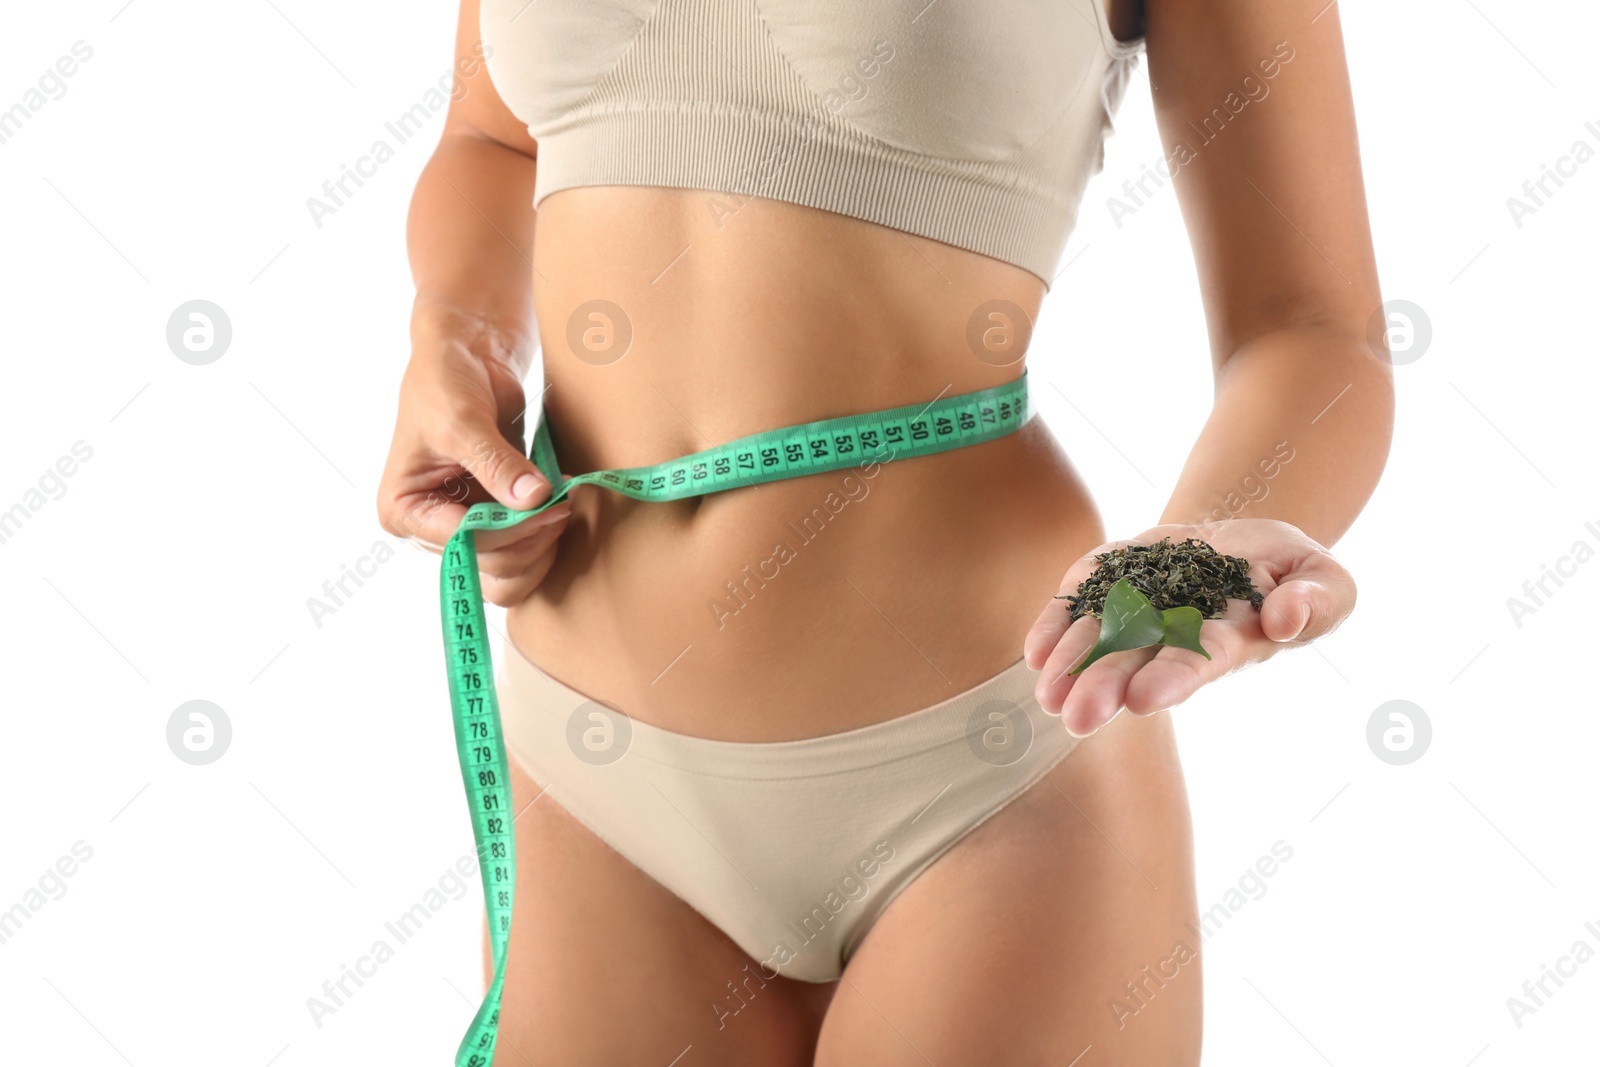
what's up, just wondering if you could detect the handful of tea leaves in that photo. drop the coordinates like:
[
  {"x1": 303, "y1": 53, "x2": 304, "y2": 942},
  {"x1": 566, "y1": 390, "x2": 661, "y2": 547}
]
[{"x1": 1055, "y1": 537, "x2": 1265, "y2": 675}]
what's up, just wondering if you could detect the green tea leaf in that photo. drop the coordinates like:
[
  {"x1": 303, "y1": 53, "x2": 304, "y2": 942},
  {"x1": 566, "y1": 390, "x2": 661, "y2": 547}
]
[
  {"x1": 1070, "y1": 578, "x2": 1166, "y2": 674},
  {"x1": 1159, "y1": 606, "x2": 1212, "y2": 661}
]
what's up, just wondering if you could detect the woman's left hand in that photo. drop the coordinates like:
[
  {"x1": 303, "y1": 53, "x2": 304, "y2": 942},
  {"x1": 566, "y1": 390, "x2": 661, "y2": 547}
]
[{"x1": 1023, "y1": 518, "x2": 1358, "y2": 737}]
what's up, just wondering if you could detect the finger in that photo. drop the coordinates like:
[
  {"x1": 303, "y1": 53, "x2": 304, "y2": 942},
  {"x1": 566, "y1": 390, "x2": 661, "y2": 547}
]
[
  {"x1": 1033, "y1": 614, "x2": 1101, "y2": 713},
  {"x1": 1259, "y1": 552, "x2": 1357, "y2": 643},
  {"x1": 472, "y1": 502, "x2": 572, "y2": 555},
  {"x1": 386, "y1": 492, "x2": 470, "y2": 550},
  {"x1": 1024, "y1": 577, "x2": 1083, "y2": 672},
  {"x1": 481, "y1": 548, "x2": 560, "y2": 609},
  {"x1": 1059, "y1": 644, "x2": 1159, "y2": 738},
  {"x1": 474, "y1": 517, "x2": 570, "y2": 580},
  {"x1": 1023, "y1": 537, "x2": 1148, "y2": 670},
  {"x1": 377, "y1": 438, "x2": 499, "y2": 548},
  {"x1": 1030, "y1": 607, "x2": 1132, "y2": 716},
  {"x1": 1259, "y1": 585, "x2": 1310, "y2": 643},
  {"x1": 395, "y1": 493, "x2": 569, "y2": 557},
  {"x1": 1123, "y1": 622, "x2": 1243, "y2": 714},
  {"x1": 451, "y1": 413, "x2": 556, "y2": 512},
  {"x1": 403, "y1": 535, "x2": 445, "y2": 557}
]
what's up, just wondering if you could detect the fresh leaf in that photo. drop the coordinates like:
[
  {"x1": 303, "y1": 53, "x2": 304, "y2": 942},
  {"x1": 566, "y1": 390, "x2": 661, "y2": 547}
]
[
  {"x1": 1070, "y1": 578, "x2": 1166, "y2": 674},
  {"x1": 1159, "y1": 606, "x2": 1212, "y2": 661}
]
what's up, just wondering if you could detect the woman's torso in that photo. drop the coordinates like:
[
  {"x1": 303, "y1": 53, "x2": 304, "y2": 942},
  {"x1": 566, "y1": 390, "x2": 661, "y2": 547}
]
[{"x1": 508, "y1": 186, "x2": 1107, "y2": 740}]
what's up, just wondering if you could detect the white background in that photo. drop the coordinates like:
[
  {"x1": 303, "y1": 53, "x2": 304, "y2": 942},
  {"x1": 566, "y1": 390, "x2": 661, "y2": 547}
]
[{"x1": 1, "y1": 1, "x2": 1595, "y2": 1064}]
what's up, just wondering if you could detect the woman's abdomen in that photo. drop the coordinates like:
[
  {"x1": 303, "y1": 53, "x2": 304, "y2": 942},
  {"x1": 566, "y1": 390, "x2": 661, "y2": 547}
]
[{"x1": 506, "y1": 186, "x2": 1106, "y2": 740}]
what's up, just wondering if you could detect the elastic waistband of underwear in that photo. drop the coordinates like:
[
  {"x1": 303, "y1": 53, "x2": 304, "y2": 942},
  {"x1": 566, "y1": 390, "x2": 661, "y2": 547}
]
[{"x1": 496, "y1": 630, "x2": 1052, "y2": 781}]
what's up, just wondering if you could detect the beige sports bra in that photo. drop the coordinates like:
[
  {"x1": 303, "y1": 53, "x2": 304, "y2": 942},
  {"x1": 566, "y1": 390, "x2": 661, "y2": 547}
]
[{"x1": 478, "y1": 0, "x2": 1146, "y2": 287}]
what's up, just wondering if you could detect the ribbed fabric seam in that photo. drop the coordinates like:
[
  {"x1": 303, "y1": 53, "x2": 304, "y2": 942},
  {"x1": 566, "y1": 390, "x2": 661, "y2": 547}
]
[
  {"x1": 511, "y1": 0, "x2": 1139, "y2": 292},
  {"x1": 556, "y1": 0, "x2": 667, "y2": 119},
  {"x1": 534, "y1": 108, "x2": 1071, "y2": 281}
]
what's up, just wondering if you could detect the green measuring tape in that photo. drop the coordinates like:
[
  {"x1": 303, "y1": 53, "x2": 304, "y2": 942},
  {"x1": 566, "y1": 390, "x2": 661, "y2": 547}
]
[{"x1": 438, "y1": 371, "x2": 1031, "y2": 1065}]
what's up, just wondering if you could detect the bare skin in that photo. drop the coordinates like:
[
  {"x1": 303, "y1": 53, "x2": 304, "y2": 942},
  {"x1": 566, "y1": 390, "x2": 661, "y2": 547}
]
[{"x1": 376, "y1": 0, "x2": 1393, "y2": 1062}]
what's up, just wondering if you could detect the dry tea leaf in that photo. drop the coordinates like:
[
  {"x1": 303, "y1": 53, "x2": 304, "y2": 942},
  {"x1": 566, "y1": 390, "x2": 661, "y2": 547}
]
[
  {"x1": 1059, "y1": 538, "x2": 1264, "y2": 674},
  {"x1": 1057, "y1": 537, "x2": 1264, "y2": 622}
]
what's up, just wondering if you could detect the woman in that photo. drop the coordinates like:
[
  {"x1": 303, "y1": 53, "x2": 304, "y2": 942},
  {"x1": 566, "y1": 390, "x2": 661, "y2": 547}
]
[{"x1": 377, "y1": 0, "x2": 1392, "y2": 1061}]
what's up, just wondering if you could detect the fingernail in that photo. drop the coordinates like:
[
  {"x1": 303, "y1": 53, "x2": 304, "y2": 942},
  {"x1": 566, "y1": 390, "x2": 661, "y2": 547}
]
[
  {"x1": 1062, "y1": 712, "x2": 1097, "y2": 738},
  {"x1": 512, "y1": 472, "x2": 541, "y2": 503},
  {"x1": 531, "y1": 504, "x2": 569, "y2": 526},
  {"x1": 1273, "y1": 604, "x2": 1309, "y2": 642}
]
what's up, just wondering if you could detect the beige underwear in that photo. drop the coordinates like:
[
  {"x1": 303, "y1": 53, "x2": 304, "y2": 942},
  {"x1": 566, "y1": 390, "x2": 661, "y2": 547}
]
[{"x1": 495, "y1": 628, "x2": 1085, "y2": 983}]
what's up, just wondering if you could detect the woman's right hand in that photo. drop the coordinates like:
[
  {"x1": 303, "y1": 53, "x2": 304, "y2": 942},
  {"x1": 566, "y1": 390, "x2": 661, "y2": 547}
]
[{"x1": 376, "y1": 311, "x2": 573, "y2": 608}]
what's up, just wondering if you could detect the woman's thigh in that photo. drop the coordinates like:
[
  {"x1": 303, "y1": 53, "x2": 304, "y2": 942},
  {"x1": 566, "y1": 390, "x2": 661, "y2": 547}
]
[
  {"x1": 814, "y1": 709, "x2": 1203, "y2": 1067},
  {"x1": 481, "y1": 753, "x2": 836, "y2": 1066}
]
